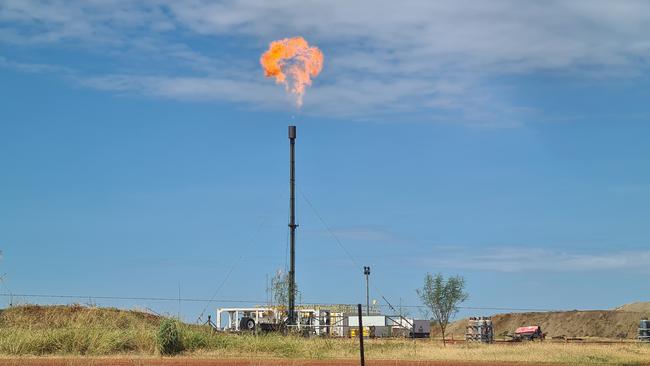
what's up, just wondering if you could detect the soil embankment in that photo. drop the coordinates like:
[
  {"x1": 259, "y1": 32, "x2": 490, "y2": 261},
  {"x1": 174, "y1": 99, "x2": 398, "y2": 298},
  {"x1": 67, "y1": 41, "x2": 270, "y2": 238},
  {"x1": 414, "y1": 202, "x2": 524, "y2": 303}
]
[{"x1": 439, "y1": 302, "x2": 650, "y2": 339}]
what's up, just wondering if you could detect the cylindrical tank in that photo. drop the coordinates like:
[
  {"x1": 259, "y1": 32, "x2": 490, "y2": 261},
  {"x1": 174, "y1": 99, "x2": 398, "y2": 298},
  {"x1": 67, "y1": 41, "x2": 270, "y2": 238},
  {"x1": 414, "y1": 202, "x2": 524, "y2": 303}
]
[
  {"x1": 466, "y1": 316, "x2": 493, "y2": 343},
  {"x1": 640, "y1": 319, "x2": 650, "y2": 341}
]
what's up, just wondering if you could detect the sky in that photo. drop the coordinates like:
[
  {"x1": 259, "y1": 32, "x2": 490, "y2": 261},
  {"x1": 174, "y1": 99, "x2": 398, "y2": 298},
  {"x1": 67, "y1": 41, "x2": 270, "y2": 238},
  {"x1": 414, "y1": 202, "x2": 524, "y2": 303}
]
[{"x1": 1, "y1": 0, "x2": 649, "y2": 322}]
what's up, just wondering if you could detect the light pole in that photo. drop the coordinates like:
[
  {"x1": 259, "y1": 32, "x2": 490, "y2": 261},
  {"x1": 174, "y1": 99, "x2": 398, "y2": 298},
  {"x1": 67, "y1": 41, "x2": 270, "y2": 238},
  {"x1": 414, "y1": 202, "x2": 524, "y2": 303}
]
[{"x1": 363, "y1": 266, "x2": 371, "y2": 315}]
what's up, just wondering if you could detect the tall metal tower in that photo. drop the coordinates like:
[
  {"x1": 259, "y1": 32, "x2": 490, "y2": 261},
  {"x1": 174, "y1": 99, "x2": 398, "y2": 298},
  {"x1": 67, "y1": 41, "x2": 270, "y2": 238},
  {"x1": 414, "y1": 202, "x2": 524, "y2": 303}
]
[{"x1": 288, "y1": 125, "x2": 297, "y2": 326}]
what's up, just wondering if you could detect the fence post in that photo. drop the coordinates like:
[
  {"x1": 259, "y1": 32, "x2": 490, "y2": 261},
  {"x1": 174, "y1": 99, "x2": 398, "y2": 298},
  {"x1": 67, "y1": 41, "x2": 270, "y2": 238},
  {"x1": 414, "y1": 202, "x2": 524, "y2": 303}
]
[{"x1": 358, "y1": 303, "x2": 365, "y2": 366}]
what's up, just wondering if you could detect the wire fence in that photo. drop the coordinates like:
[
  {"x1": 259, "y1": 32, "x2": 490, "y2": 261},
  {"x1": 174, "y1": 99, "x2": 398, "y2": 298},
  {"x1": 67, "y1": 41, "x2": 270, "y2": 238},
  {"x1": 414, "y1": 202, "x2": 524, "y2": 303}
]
[{"x1": 1, "y1": 292, "x2": 623, "y2": 313}]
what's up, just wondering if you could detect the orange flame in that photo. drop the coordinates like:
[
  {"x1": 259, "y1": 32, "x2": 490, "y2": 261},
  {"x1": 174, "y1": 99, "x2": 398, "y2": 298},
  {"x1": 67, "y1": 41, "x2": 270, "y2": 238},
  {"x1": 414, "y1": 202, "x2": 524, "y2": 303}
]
[{"x1": 260, "y1": 37, "x2": 324, "y2": 107}]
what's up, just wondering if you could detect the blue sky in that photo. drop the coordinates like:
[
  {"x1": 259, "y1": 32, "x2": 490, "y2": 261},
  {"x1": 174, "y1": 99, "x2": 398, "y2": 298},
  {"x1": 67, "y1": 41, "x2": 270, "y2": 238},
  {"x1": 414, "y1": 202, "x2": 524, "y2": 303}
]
[{"x1": 1, "y1": 0, "x2": 649, "y2": 321}]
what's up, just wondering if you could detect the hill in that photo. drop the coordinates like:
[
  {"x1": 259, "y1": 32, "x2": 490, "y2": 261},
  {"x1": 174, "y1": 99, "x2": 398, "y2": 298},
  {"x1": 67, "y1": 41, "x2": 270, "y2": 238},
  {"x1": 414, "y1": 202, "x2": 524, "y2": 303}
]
[
  {"x1": 613, "y1": 301, "x2": 650, "y2": 313},
  {"x1": 438, "y1": 304, "x2": 650, "y2": 340},
  {"x1": 0, "y1": 304, "x2": 164, "y2": 355},
  {"x1": 0, "y1": 304, "x2": 161, "y2": 330}
]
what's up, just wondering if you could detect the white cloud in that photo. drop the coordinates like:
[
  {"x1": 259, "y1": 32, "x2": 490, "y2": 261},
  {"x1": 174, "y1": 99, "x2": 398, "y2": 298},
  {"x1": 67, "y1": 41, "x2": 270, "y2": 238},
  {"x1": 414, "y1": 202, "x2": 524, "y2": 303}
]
[
  {"x1": 80, "y1": 74, "x2": 281, "y2": 105},
  {"x1": 2, "y1": 0, "x2": 650, "y2": 124},
  {"x1": 0, "y1": 56, "x2": 72, "y2": 74},
  {"x1": 165, "y1": 0, "x2": 650, "y2": 72},
  {"x1": 416, "y1": 246, "x2": 650, "y2": 272}
]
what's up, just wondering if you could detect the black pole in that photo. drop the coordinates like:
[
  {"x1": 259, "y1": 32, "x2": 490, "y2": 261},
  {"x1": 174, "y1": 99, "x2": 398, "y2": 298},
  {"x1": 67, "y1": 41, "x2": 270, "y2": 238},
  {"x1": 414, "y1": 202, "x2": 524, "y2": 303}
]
[
  {"x1": 366, "y1": 276, "x2": 369, "y2": 315},
  {"x1": 364, "y1": 266, "x2": 370, "y2": 316},
  {"x1": 288, "y1": 126, "x2": 297, "y2": 326},
  {"x1": 358, "y1": 303, "x2": 365, "y2": 366}
]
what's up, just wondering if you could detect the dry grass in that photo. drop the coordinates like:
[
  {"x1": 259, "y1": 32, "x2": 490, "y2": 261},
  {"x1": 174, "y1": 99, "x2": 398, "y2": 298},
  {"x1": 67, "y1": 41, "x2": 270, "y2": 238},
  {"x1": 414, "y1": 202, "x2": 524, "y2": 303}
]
[
  {"x1": 362, "y1": 340, "x2": 650, "y2": 365},
  {"x1": 1, "y1": 305, "x2": 650, "y2": 365},
  {"x1": 191, "y1": 338, "x2": 650, "y2": 365}
]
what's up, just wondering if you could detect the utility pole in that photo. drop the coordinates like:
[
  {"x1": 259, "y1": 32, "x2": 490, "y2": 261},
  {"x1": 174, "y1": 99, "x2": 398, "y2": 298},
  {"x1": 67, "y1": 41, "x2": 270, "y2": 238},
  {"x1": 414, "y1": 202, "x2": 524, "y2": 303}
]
[
  {"x1": 288, "y1": 125, "x2": 297, "y2": 326},
  {"x1": 363, "y1": 266, "x2": 371, "y2": 315}
]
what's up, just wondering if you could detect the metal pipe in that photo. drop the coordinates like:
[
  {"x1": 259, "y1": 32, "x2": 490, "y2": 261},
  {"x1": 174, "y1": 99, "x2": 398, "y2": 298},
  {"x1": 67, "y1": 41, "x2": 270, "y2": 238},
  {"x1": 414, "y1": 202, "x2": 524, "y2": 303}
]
[{"x1": 288, "y1": 125, "x2": 297, "y2": 326}]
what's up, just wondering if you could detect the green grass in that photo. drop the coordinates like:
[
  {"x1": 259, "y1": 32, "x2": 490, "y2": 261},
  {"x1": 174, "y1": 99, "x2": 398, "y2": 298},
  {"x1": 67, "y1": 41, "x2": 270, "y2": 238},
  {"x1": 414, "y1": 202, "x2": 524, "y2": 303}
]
[
  {"x1": 157, "y1": 319, "x2": 183, "y2": 355},
  {"x1": 0, "y1": 305, "x2": 158, "y2": 355}
]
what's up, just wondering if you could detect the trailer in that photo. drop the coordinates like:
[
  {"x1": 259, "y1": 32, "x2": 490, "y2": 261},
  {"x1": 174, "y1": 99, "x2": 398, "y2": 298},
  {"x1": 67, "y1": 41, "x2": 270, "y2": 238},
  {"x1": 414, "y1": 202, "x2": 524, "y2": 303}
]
[
  {"x1": 513, "y1": 325, "x2": 544, "y2": 341},
  {"x1": 217, "y1": 307, "x2": 347, "y2": 336},
  {"x1": 216, "y1": 306, "x2": 416, "y2": 338}
]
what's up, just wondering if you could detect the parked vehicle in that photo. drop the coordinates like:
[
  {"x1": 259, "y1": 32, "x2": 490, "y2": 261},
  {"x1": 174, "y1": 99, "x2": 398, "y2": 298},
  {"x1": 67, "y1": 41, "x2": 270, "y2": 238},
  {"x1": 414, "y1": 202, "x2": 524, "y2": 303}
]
[{"x1": 513, "y1": 325, "x2": 544, "y2": 341}]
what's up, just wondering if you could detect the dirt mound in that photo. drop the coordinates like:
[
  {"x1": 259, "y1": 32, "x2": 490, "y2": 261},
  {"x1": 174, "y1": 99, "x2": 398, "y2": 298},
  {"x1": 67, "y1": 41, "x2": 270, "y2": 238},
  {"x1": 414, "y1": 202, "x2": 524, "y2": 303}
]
[
  {"x1": 613, "y1": 301, "x2": 650, "y2": 313},
  {"x1": 439, "y1": 308, "x2": 650, "y2": 340},
  {"x1": 0, "y1": 304, "x2": 161, "y2": 329}
]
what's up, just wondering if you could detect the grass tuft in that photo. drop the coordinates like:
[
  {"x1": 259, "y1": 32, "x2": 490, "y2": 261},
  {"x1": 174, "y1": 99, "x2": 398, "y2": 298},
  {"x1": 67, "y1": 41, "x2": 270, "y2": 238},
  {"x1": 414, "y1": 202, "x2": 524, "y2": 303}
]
[{"x1": 156, "y1": 319, "x2": 183, "y2": 356}]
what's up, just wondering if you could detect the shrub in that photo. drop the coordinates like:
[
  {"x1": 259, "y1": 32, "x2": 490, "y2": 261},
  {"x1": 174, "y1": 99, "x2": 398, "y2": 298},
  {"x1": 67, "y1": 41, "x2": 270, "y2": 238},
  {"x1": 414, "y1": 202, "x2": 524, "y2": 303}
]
[{"x1": 156, "y1": 319, "x2": 183, "y2": 356}]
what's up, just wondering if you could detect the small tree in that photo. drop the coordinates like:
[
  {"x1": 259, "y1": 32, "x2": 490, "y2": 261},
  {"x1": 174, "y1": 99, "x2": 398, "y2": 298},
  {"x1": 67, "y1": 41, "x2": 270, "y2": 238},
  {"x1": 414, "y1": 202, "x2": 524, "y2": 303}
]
[
  {"x1": 271, "y1": 270, "x2": 299, "y2": 313},
  {"x1": 271, "y1": 270, "x2": 287, "y2": 309},
  {"x1": 416, "y1": 273, "x2": 468, "y2": 346}
]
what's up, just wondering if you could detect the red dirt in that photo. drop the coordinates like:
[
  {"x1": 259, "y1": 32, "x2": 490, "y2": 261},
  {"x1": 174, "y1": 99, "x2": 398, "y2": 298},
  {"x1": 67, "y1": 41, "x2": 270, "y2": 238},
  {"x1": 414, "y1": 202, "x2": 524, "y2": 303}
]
[{"x1": 0, "y1": 358, "x2": 570, "y2": 366}]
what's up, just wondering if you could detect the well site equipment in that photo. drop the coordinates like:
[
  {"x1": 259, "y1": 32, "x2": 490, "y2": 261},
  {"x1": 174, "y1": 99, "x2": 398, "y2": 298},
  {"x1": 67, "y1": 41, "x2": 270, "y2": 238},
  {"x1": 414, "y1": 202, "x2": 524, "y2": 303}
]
[
  {"x1": 216, "y1": 305, "x2": 420, "y2": 338},
  {"x1": 514, "y1": 325, "x2": 544, "y2": 341},
  {"x1": 213, "y1": 126, "x2": 426, "y2": 338},
  {"x1": 465, "y1": 317, "x2": 494, "y2": 343},
  {"x1": 640, "y1": 319, "x2": 650, "y2": 342},
  {"x1": 410, "y1": 319, "x2": 431, "y2": 338},
  {"x1": 217, "y1": 307, "x2": 340, "y2": 335}
]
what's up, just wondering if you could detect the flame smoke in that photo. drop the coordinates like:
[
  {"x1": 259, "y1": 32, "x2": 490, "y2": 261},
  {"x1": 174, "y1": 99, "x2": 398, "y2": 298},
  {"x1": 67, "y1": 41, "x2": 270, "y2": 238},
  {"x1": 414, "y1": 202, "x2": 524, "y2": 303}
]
[{"x1": 260, "y1": 37, "x2": 324, "y2": 108}]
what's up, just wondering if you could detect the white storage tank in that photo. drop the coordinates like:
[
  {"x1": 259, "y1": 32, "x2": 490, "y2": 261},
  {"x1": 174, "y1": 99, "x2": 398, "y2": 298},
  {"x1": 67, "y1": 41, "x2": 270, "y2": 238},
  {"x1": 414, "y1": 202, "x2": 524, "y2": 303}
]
[{"x1": 640, "y1": 319, "x2": 650, "y2": 342}]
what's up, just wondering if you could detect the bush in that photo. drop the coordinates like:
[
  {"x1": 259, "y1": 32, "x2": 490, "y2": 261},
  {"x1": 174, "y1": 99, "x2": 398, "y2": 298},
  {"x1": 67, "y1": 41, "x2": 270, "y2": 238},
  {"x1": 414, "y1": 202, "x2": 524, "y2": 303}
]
[{"x1": 156, "y1": 319, "x2": 183, "y2": 356}]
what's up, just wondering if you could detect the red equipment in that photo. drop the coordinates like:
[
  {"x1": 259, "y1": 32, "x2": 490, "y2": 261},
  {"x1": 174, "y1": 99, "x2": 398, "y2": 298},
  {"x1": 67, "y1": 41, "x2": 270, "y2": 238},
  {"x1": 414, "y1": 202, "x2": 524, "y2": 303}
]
[{"x1": 514, "y1": 325, "x2": 544, "y2": 341}]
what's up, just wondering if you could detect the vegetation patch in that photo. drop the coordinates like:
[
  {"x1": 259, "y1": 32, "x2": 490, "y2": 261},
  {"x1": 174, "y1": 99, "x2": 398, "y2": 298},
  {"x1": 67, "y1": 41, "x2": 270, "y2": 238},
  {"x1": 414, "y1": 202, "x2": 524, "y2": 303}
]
[
  {"x1": 157, "y1": 319, "x2": 184, "y2": 355},
  {"x1": 1, "y1": 305, "x2": 650, "y2": 365}
]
